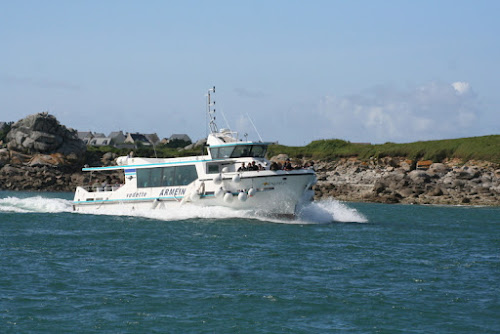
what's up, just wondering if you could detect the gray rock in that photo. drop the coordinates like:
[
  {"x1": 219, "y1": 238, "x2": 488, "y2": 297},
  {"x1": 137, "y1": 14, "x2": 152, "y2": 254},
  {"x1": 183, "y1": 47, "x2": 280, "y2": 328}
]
[
  {"x1": 101, "y1": 152, "x2": 118, "y2": 166},
  {"x1": 428, "y1": 163, "x2": 448, "y2": 175},
  {"x1": 6, "y1": 112, "x2": 86, "y2": 157},
  {"x1": 408, "y1": 170, "x2": 431, "y2": 183},
  {"x1": 0, "y1": 148, "x2": 9, "y2": 167},
  {"x1": 270, "y1": 154, "x2": 289, "y2": 162}
]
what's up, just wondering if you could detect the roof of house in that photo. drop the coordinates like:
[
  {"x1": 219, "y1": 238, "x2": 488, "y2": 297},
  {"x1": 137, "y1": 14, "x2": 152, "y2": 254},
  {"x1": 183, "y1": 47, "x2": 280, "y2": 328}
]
[
  {"x1": 109, "y1": 131, "x2": 125, "y2": 138},
  {"x1": 89, "y1": 137, "x2": 112, "y2": 146},
  {"x1": 77, "y1": 131, "x2": 93, "y2": 140},
  {"x1": 145, "y1": 133, "x2": 160, "y2": 144},
  {"x1": 128, "y1": 133, "x2": 151, "y2": 143}
]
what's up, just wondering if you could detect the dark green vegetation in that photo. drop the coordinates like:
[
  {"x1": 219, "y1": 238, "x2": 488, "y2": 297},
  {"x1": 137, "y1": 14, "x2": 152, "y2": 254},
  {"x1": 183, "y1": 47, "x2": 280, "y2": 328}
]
[{"x1": 267, "y1": 135, "x2": 500, "y2": 163}]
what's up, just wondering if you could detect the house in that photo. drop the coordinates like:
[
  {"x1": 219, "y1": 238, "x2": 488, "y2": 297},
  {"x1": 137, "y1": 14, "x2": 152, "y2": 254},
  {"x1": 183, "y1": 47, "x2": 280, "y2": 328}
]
[
  {"x1": 78, "y1": 131, "x2": 107, "y2": 145},
  {"x1": 124, "y1": 133, "x2": 152, "y2": 147},
  {"x1": 145, "y1": 133, "x2": 160, "y2": 145},
  {"x1": 77, "y1": 131, "x2": 94, "y2": 145},
  {"x1": 109, "y1": 131, "x2": 126, "y2": 145}
]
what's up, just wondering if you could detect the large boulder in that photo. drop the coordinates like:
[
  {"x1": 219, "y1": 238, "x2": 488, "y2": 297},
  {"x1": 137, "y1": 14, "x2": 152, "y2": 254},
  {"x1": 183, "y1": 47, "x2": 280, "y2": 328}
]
[{"x1": 6, "y1": 112, "x2": 86, "y2": 157}]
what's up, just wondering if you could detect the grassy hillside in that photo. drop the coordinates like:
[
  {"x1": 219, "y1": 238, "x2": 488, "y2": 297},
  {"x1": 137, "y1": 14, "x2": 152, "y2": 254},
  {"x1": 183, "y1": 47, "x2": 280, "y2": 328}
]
[
  {"x1": 85, "y1": 135, "x2": 500, "y2": 165},
  {"x1": 267, "y1": 135, "x2": 500, "y2": 163}
]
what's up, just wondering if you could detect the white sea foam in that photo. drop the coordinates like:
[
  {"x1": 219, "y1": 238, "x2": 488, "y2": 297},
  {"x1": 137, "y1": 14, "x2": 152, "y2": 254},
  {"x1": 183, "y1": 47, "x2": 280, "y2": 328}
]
[
  {"x1": 0, "y1": 195, "x2": 367, "y2": 224},
  {"x1": 296, "y1": 199, "x2": 368, "y2": 224},
  {"x1": 78, "y1": 198, "x2": 368, "y2": 224},
  {"x1": 79, "y1": 203, "x2": 255, "y2": 222},
  {"x1": 0, "y1": 196, "x2": 73, "y2": 213}
]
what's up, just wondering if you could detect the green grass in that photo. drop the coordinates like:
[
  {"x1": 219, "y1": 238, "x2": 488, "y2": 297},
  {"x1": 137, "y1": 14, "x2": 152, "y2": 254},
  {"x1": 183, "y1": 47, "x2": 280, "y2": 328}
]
[
  {"x1": 267, "y1": 135, "x2": 500, "y2": 163},
  {"x1": 84, "y1": 135, "x2": 500, "y2": 165}
]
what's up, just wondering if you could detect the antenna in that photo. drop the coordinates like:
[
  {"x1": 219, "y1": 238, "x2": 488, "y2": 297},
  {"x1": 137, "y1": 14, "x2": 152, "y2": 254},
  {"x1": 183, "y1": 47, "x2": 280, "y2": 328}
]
[
  {"x1": 207, "y1": 86, "x2": 218, "y2": 134},
  {"x1": 246, "y1": 113, "x2": 263, "y2": 142}
]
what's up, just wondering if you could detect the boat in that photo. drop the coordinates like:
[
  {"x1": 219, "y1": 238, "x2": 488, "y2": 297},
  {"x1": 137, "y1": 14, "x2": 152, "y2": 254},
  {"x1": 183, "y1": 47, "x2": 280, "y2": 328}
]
[{"x1": 72, "y1": 87, "x2": 317, "y2": 217}]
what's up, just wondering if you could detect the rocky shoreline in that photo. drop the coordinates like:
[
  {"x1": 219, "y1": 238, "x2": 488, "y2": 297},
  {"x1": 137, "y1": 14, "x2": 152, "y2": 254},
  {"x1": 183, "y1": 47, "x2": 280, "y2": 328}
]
[
  {"x1": 313, "y1": 157, "x2": 500, "y2": 206},
  {"x1": 1, "y1": 112, "x2": 499, "y2": 206}
]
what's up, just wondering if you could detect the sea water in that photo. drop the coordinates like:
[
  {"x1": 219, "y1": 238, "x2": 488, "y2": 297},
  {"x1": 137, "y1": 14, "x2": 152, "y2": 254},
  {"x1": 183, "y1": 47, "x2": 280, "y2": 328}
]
[{"x1": 0, "y1": 191, "x2": 498, "y2": 333}]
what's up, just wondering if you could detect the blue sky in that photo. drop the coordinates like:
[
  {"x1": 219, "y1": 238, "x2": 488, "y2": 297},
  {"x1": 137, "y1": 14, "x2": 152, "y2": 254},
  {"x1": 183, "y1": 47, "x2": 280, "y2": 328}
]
[{"x1": 1, "y1": 1, "x2": 499, "y2": 145}]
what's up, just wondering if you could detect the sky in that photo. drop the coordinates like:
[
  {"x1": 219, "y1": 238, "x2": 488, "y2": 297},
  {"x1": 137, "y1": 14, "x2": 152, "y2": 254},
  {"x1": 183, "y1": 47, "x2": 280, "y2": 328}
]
[{"x1": 1, "y1": 0, "x2": 499, "y2": 145}]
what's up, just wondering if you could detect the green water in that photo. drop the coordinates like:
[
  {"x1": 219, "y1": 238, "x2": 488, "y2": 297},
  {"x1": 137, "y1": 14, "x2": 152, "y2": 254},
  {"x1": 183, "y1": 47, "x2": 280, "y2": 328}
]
[{"x1": 1, "y1": 191, "x2": 499, "y2": 333}]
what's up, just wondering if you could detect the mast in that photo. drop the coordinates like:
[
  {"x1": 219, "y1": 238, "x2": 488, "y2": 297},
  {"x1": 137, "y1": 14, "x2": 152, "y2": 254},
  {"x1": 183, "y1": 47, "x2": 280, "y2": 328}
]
[{"x1": 207, "y1": 86, "x2": 218, "y2": 134}]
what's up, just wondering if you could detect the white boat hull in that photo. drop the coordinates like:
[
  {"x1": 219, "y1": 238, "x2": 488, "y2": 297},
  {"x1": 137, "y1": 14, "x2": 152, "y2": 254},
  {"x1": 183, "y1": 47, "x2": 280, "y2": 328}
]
[{"x1": 73, "y1": 170, "x2": 316, "y2": 216}]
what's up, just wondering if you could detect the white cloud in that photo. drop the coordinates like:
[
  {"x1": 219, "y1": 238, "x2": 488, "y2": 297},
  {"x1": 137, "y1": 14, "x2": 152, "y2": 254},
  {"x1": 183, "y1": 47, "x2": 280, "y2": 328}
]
[
  {"x1": 452, "y1": 81, "x2": 470, "y2": 95},
  {"x1": 289, "y1": 81, "x2": 481, "y2": 144}
]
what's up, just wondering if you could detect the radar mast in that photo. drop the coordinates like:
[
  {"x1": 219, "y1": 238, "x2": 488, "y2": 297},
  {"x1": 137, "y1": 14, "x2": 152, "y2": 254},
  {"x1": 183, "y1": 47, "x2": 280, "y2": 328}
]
[{"x1": 207, "y1": 86, "x2": 217, "y2": 134}]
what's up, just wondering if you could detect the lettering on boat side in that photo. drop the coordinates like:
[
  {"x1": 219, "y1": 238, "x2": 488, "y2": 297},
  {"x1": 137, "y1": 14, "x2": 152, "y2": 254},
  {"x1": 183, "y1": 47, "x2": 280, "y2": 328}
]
[
  {"x1": 126, "y1": 192, "x2": 147, "y2": 198},
  {"x1": 265, "y1": 181, "x2": 286, "y2": 186},
  {"x1": 159, "y1": 187, "x2": 186, "y2": 197}
]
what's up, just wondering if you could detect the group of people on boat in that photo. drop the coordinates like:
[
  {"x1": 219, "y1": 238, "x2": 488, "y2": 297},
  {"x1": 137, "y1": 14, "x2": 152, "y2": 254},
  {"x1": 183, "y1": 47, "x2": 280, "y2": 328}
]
[
  {"x1": 270, "y1": 158, "x2": 315, "y2": 171},
  {"x1": 237, "y1": 161, "x2": 265, "y2": 171},
  {"x1": 236, "y1": 158, "x2": 315, "y2": 172}
]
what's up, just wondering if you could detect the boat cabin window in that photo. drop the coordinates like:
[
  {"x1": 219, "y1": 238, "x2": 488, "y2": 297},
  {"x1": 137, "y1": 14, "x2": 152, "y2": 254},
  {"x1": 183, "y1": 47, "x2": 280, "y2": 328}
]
[
  {"x1": 206, "y1": 163, "x2": 233, "y2": 174},
  {"x1": 207, "y1": 164, "x2": 220, "y2": 174},
  {"x1": 210, "y1": 144, "x2": 267, "y2": 159},
  {"x1": 136, "y1": 165, "x2": 198, "y2": 188}
]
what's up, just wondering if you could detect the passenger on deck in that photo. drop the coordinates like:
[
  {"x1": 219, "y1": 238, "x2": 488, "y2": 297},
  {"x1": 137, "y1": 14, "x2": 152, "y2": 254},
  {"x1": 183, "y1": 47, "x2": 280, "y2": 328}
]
[
  {"x1": 237, "y1": 162, "x2": 246, "y2": 172},
  {"x1": 283, "y1": 159, "x2": 293, "y2": 171},
  {"x1": 92, "y1": 181, "x2": 100, "y2": 192}
]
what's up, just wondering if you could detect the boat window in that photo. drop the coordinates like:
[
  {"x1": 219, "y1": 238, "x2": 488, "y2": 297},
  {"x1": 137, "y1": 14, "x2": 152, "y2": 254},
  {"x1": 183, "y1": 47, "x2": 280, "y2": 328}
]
[
  {"x1": 137, "y1": 169, "x2": 150, "y2": 188},
  {"x1": 218, "y1": 146, "x2": 233, "y2": 158},
  {"x1": 175, "y1": 165, "x2": 198, "y2": 186},
  {"x1": 231, "y1": 145, "x2": 251, "y2": 158},
  {"x1": 210, "y1": 146, "x2": 234, "y2": 159},
  {"x1": 210, "y1": 144, "x2": 268, "y2": 159},
  {"x1": 161, "y1": 166, "x2": 175, "y2": 187},
  {"x1": 249, "y1": 145, "x2": 267, "y2": 158},
  {"x1": 230, "y1": 145, "x2": 267, "y2": 158},
  {"x1": 136, "y1": 165, "x2": 198, "y2": 188},
  {"x1": 207, "y1": 164, "x2": 220, "y2": 174},
  {"x1": 150, "y1": 168, "x2": 162, "y2": 187},
  {"x1": 209, "y1": 147, "x2": 218, "y2": 158}
]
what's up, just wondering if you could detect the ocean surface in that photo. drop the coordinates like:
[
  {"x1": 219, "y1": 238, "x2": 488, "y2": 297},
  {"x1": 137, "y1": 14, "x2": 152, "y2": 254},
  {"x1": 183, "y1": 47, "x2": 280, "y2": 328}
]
[{"x1": 1, "y1": 191, "x2": 498, "y2": 333}]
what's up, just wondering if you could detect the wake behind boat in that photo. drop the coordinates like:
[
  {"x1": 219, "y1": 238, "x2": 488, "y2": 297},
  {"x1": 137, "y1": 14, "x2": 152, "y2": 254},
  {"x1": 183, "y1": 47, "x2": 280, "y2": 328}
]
[{"x1": 73, "y1": 87, "x2": 317, "y2": 216}]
